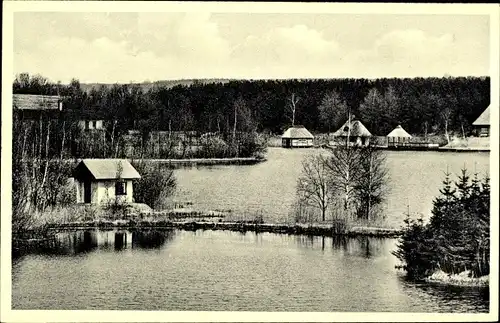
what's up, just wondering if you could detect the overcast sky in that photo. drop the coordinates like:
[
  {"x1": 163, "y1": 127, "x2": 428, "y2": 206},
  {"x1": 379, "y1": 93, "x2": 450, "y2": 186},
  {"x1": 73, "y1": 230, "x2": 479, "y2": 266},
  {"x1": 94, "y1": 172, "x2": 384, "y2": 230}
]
[{"x1": 13, "y1": 12, "x2": 490, "y2": 83}]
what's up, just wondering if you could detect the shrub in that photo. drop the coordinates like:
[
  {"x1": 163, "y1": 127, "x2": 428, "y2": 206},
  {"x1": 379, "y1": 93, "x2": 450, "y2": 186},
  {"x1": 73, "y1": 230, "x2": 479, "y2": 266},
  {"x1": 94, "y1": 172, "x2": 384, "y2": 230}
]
[
  {"x1": 237, "y1": 132, "x2": 268, "y2": 158},
  {"x1": 131, "y1": 161, "x2": 177, "y2": 210},
  {"x1": 199, "y1": 136, "x2": 229, "y2": 158}
]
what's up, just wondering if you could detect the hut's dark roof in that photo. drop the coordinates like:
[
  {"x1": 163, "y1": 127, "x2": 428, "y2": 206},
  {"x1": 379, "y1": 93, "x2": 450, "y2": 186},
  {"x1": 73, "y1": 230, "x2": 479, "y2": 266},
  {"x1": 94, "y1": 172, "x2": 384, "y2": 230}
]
[
  {"x1": 387, "y1": 125, "x2": 412, "y2": 138},
  {"x1": 13, "y1": 94, "x2": 62, "y2": 111},
  {"x1": 333, "y1": 119, "x2": 372, "y2": 137},
  {"x1": 282, "y1": 125, "x2": 314, "y2": 139},
  {"x1": 472, "y1": 105, "x2": 490, "y2": 126},
  {"x1": 74, "y1": 159, "x2": 141, "y2": 180}
]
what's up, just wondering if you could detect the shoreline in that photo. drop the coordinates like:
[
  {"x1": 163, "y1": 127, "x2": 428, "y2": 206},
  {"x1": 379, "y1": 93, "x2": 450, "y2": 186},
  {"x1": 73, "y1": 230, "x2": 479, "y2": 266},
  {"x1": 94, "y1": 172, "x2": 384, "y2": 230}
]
[
  {"x1": 43, "y1": 219, "x2": 403, "y2": 238},
  {"x1": 424, "y1": 270, "x2": 489, "y2": 288},
  {"x1": 12, "y1": 220, "x2": 402, "y2": 256},
  {"x1": 23, "y1": 156, "x2": 266, "y2": 166},
  {"x1": 143, "y1": 157, "x2": 266, "y2": 166}
]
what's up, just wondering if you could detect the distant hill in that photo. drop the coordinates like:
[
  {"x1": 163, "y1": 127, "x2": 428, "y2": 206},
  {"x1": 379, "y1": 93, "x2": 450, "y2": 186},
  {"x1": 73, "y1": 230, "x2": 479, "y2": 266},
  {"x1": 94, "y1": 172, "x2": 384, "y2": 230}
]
[
  {"x1": 80, "y1": 78, "x2": 234, "y2": 92},
  {"x1": 81, "y1": 76, "x2": 490, "y2": 92}
]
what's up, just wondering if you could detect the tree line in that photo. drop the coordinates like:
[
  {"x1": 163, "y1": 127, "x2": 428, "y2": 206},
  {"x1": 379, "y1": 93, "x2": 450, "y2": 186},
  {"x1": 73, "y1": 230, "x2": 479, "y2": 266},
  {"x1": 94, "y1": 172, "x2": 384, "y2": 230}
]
[
  {"x1": 13, "y1": 73, "x2": 268, "y2": 159},
  {"x1": 14, "y1": 73, "x2": 490, "y2": 138}
]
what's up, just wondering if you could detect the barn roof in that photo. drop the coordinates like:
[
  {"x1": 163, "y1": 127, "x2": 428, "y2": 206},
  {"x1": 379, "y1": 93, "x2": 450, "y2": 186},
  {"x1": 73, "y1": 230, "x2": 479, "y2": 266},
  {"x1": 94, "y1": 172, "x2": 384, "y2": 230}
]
[
  {"x1": 472, "y1": 105, "x2": 490, "y2": 126},
  {"x1": 74, "y1": 159, "x2": 141, "y2": 180},
  {"x1": 13, "y1": 94, "x2": 62, "y2": 111},
  {"x1": 282, "y1": 125, "x2": 314, "y2": 139},
  {"x1": 387, "y1": 125, "x2": 412, "y2": 138},
  {"x1": 333, "y1": 119, "x2": 372, "y2": 137}
]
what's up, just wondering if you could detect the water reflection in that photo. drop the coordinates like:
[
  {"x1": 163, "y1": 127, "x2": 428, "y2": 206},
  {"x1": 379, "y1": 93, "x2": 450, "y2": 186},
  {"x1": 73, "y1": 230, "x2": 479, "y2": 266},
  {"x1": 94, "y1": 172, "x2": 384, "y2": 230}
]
[
  {"x1": 12, "y1": 229, "x2": 489, "y2": 312},
  {"x1": 52, "y1": 230, "x2": 99, "y2": 255},
  {"x1": 131, "y1": 230, "x2": 174, "y2": 249},
  {"x1": 332, "y1": 235, "x2": 348, "y2": 252},
  {"x1": 294, "y1": 234, "x2": 385, "y2": 258},
  {"x1": 51, "y1": 229, "x2": 175, "y2": 255}
]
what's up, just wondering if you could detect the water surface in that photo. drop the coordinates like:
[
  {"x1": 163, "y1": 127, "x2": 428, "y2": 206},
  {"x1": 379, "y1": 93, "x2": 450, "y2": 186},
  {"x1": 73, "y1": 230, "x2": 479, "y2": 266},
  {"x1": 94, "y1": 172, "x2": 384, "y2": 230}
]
[
  {"x1": 12, "y1": 229, "x2": 489, "y2": 312},
  {"x1": 173, "y1": 148, "x2": 490, "y2": 227}
]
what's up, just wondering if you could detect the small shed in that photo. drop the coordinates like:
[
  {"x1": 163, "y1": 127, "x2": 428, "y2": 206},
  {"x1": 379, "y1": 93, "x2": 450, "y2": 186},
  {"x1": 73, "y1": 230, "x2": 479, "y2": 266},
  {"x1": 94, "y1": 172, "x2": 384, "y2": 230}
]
[
  {"x1": 282, "y1": 125, "x2": 314, "y2": 148},
  {"x1": 472, "y1": 105, "x2": 490, "y2": 137},
  {"x1": 387, "y1": 125, "x2": 412, "y2": 147},
  {"x1": 73, "y1": 159, "x2": 141, "y2": 204},
  {"x1": 333, "y1": 118, "x2": 372, "y2": 147}
]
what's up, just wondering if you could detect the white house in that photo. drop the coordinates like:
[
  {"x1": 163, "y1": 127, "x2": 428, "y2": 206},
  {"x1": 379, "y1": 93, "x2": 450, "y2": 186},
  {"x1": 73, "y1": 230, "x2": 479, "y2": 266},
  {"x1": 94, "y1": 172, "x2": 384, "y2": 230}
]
[{"x1": 73, "y1": 159, "x2": 141, "y2": 204}]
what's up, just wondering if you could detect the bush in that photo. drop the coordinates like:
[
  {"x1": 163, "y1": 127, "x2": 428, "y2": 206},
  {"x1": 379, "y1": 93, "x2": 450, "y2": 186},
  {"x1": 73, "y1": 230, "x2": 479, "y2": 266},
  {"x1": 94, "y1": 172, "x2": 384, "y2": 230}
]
[
  {"x1": 237, "y1": 132, "x2": 268, "y2": 158},
  {"x1": 131, "y1": 161, "x2": 177, "y2": 210},
  {"x1": 198, "y1": 136, "x2": 230, "y2": 158}
]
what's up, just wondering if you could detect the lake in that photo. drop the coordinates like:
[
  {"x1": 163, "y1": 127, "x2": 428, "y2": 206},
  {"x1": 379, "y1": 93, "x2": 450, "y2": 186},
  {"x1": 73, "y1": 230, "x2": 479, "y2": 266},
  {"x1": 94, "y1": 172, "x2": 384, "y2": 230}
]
[
  {"x1": 12, "y1": 229, "x2": 489, "y2": 312},
  {"x1": 172, "y1": 148, "x2": 490, "y2": 227},
  {"x1": 11, "y1": 148, "x2": 490, "y2": 312}
]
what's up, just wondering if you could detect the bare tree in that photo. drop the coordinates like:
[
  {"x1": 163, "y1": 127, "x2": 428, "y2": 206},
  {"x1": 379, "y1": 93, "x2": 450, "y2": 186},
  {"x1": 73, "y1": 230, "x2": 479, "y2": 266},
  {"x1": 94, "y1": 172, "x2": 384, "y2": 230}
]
[
  {"x1": 231, "y1": 97, "x2": 255, "y2": 157},
  {"x1": 232, "y1": 97, "x2": 244, "y2": 156},
  {"x1": 294, "y1": 143, "x2": 389, "y2": 224},
  {"x1": 458, "y1": 114, "x2": 468, "y2": 140},
  {"x1": 422, "y1": 120, "x2": 429, "y2": 141},
  {"x1": 323, "y1": 145, "x2": 362, "y2": 219},
  {"x1": 440, "y1": 107, "x2": 453, "y2": 144},
  {"x1": 355, "y1": 144, "x2": 389, "y2": 220},
  {"x1": 288, "y1": 93, "x2": 300, "y2": 127},
  {"x1": 296, "y1": 154, "x2": 331, "y2": 222}
]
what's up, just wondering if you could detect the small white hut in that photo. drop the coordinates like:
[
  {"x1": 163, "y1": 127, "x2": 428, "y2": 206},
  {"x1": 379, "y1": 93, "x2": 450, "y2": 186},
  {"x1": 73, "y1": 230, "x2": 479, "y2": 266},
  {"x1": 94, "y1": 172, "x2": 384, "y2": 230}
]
[
  {"x1": 73, "y1": 159, "x2": 141, "y2": 204},
  {"x1": 387, "y1": 125, "x2": 412, "y2": 147},
  {"x1": 281, "y1": 125, "x2": 314, "y2": 148}
]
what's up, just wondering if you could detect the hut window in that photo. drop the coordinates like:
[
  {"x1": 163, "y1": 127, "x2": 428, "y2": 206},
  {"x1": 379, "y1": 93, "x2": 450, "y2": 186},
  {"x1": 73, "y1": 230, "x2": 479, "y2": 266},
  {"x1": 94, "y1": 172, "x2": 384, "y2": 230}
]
[{"x1": 115, "y1": 181, "x2": 127, "y2": 195}]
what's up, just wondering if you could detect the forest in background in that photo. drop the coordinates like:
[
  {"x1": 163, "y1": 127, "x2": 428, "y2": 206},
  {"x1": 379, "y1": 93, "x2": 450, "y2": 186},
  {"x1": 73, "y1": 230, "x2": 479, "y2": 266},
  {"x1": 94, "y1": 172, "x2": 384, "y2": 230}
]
[{"x1": 13, "y1": 73, "x2": 490, "y2": 138}]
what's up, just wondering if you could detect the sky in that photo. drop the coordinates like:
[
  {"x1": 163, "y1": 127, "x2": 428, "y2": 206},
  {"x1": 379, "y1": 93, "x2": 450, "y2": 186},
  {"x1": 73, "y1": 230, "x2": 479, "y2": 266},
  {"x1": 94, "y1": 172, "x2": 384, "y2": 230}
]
[{"x1": 13, "y1": 11, "x2": 491, "y2": 83}]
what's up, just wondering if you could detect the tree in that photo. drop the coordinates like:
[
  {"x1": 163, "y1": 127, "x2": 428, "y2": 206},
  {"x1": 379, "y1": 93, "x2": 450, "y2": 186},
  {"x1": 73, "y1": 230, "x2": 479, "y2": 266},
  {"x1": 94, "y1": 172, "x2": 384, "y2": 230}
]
[
  {"x1": 393, "y1": 168, "x2": 490, "y2": 280},
  {"x1": 288, "y1": 93, "x2": 300, "y2": 127},
  {"x1": 318, "y1": 90, "x2": 348, "y2": 135},
  {"x1": 355, "y1": 144, "x2": 389, "y2": 220},
  {"x1": 323, "y1": 145, "x2": 362, "y2": 218},
  {"x1": 440, "y1": 107, "x2": 453, "y2": 144},
  {"x1": 358, "y1": 88, "x2": 385, "y2": 134},
  {"x1": 358, "y1": 86, "x2": 399, "y2": 136},
  {"x1": 132, "y1": 161, "x2": 177, "y2": 210},
  {"x1": 296, "y1": 154, "x2": 332, "y2": 222}
]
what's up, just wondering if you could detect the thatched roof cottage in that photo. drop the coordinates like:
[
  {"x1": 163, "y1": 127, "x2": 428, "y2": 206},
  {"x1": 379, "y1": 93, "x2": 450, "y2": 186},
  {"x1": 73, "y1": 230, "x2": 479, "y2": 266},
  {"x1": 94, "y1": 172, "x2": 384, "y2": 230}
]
[
  {"x1": 282, "y1": 125, "x2": 314, "y2": 148},
  {"x1": 387, "y1": 125, "x2": 412, "y2": 147},
  {"x1": 333, "y1": 118, "x2": 372, "y2": 147}
]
